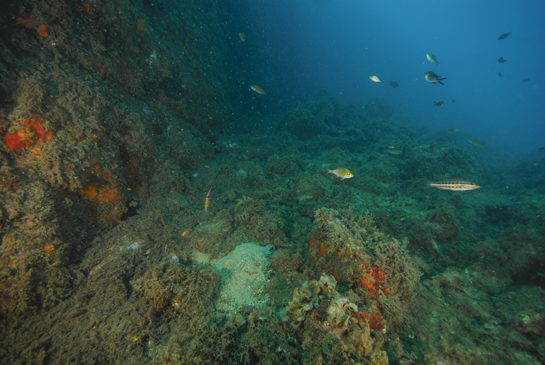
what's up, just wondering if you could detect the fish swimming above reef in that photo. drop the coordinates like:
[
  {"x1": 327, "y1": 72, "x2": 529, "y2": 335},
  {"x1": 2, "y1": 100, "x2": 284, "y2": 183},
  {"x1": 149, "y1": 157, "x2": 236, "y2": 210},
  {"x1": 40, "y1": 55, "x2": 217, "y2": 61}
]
[
  {"x1": 427, "y1": 179, "x2": 480, "y2": 191},
  {"x1": 389, "y1": 81, "x2": 399, "y2": 88},
  {"x1": 426, "y1": 53, "x2": 439, "y2": 65},
  {"x1": 369, "y1": 75, "x2": 381, "y2": 83},
  {"x1": 388, "y1": 150, "x2": 402, "y2": 155},
  {"x1": 523, "y1": 78, "x2": 530, "y2": 82},
  {"x1": 498, "y1": 32, "x2": 512, "y2": 40},
  {"x1": 498, "y1": 57, "x2": 506, "y2": 64},
  {"x1": 327, "y1": 168, "x2": 354, "y2": 179},
  {"x1": 386, "y1": 143, "x2": 395, "y2": 149},
  {"x1": 468, "y1": 139, "x2": 486, "y2": 147},
  {"x1": 433, "y1": 101, "x2": 444, "y2": 107},
  {"x1": 498, "y1": 72, "x2": 502, "y2": 77},
  {"x1": 239, "y1": 32, "x2": 246, "y2": 41},
  {"x1": 425, "y1": 71, "x2": 447, "y2": 85},
  {"x1": 250, "y1": 85, "x2": 265, "y2": 94}
]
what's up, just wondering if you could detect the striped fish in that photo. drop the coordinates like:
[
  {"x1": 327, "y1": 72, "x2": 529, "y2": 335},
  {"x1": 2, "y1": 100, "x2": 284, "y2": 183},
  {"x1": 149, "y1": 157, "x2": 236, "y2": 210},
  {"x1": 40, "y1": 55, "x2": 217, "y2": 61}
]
[
  {"x1": 427, "y1": 179, "x2": 480, "y2": 191},
  {"x1": 468, "y1": 139, "x2": 486, "y2": 147},
  {"x1": 204, "y1": 187, "x2": 212, "y2": 213}
]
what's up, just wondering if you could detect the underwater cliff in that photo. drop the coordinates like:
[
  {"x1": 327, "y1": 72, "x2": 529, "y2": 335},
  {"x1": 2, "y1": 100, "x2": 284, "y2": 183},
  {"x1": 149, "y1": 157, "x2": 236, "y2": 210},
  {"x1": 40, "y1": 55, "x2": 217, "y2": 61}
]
[{"x1": 0, "y1": 0, "x2": 545, "y2": 364}]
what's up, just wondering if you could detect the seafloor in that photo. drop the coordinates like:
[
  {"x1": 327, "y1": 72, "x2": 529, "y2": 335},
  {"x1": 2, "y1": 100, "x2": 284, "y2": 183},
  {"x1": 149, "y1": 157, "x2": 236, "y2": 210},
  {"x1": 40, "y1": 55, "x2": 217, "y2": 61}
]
[{"x1": 1, "y1": 0, "x2": 544, "y2": 364}]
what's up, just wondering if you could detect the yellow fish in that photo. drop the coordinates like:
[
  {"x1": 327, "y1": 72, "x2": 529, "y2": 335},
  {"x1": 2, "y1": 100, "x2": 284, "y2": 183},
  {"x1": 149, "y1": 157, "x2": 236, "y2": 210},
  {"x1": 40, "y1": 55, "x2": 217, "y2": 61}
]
[
  {"x1": 239, "y1": 32, "x2": 246, "y2": 41},
  {"x1": 369, "y1": 75, "x2": 381, "y2": 83},
  {"x1": 386, "y1": 144, "x2": 395, "y2": 149},
  {"x1": 427, "y1": 179, "x2": 480, "y2": 191},
  {"x1": 327, "y1": 168, "x2": 354, "y2": 180},
  {"x1": 250, "y1": 84, "x2": 265, "y2": 94},
  {"x1": 468, "y1": 139, "x2": 486, "y2": 147},
  {"x1": 388, "y1": 150, "x2": 402, "y2": 155}
]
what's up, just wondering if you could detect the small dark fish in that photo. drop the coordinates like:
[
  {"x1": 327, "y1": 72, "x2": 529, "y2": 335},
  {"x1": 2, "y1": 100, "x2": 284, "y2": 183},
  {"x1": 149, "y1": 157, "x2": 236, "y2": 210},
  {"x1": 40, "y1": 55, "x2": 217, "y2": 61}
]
[
  {"x1": 452, "y1": 99, "x2": 456, "y2": 103},
  {"x1": 498, "y1": 57, "x2": 506, "y2": 63},
  {"x1": 433, "y1": 101, "x2": 444, "y2": 107},
  {"x1": 498, "y1": 72, "x2": 502, "y2": 77},
  {"x1": 425, "y1": 71, "x2": 447, "y2": 85},
  {"x1": 539, "y1": 147, "x2": 545, "y2": 153},
  {"x1": 523, "y1": 78, "x2": 530, "y2": 82},
  {"x1": 498, "y1": 32, "x2": 512, "y2": 40},
  {"x1": 389, "y1": 81, "x2": 399, "y2": 88}
]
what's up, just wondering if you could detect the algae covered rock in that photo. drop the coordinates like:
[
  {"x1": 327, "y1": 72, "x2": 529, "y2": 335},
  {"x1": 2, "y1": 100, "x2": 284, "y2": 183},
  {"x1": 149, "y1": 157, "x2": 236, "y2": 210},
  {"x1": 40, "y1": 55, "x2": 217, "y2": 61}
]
[{"x1": 214, "y1": 242, "x2": 274, "y2": 314}]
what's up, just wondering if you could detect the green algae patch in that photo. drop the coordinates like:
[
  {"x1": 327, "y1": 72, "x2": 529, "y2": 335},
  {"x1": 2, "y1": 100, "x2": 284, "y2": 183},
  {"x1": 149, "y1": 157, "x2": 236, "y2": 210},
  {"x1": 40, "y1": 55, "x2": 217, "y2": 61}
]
[{"x1": 214, "y1": 243, "x2": 274, "y2": 314}]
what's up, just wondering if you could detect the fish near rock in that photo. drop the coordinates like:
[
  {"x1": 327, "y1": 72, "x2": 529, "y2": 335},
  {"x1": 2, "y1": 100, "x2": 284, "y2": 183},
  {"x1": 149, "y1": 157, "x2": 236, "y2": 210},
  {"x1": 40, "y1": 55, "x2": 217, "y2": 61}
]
[
  {"x1": 425, "y1": 71, "x2": 447, "y2": 85},
  {"x1": 498, "y1": 32, "x2": 512, "y2": 40},
  {"x1": 327, "y1": 168, "x2": 354, "y2": 180},
  {"x1": 427, "y1": 179, "x2": 480, "y2": 191}
]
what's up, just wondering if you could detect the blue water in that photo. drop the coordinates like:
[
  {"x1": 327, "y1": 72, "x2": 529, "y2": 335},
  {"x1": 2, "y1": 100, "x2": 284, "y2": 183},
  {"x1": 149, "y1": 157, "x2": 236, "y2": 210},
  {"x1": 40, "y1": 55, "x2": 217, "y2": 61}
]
[{"x1": 247, "y1": 0, "x2": 545, "y2": 155}]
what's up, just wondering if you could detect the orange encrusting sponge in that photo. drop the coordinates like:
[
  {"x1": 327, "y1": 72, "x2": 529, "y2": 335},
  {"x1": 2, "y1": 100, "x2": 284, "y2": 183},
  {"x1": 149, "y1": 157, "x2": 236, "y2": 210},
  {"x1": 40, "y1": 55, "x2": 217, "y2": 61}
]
[{"x1": 4, "y1": 116, "x2": 53, "y2": 150}]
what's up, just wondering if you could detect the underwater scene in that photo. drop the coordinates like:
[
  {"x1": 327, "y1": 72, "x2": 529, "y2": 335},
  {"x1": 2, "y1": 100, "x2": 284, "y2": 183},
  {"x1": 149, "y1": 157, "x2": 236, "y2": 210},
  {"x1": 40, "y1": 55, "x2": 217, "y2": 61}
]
[{"x1": 1, "y1": 0, "x2": 545, "y2": 364}]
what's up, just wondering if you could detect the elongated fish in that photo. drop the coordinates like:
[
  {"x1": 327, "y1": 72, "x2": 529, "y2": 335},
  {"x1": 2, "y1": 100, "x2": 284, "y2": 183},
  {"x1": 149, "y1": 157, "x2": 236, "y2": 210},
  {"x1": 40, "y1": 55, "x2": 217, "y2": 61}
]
[
  {"x1": 250, "y1": 85, "x2": 265, "y2": 94},
  {"x1": 427, "y1": 179, "x2": 480, "y2": 191},
  {"x1": 468, "y1": 139, "x2": 486, "y2": 147},
  {"x1": 498, "y1": 32, "x2": 512, "y2": 40}
]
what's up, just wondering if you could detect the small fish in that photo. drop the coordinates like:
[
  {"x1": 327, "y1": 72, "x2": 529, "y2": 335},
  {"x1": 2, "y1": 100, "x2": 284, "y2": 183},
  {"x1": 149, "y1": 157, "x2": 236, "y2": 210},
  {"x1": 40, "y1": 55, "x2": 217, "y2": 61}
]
[
  {"x1": 468, "y1": 139, "x2": 486, "y2": 147},
  {"x1": 389, "y1": 81, "x2": 399, "y2": 88},
  {"x1": 239, "y1": 32, "x2": 246, "y2": 41},
  {"x1": 498, "y1": 72, "x2": 502, "y2": 77},
  {"x1": 449, "y1": 128, "x2": 458, "y2": 134},
  {"x1": 182, "y1": 229, "x2": 192, "y2": 237},
  {"x1": 425, "y1": 71, "x2": 447, "y2": 85},
  {"x1": 452, "y1": 99, "x2": 456, "y2": 103},
  {"x1": 426, "y1": 53, "x2": 439, "y2": 65},
  {"x1": 523, "y1": 78, "x2": 530, "y2": 82},
  {"x1": 204, "y1": 186, "x2": 212, "y2": 213},
  {"x1": 327, "y1": 168, "x2": 354, "y2": 179},
  {"x1": 498, "y1": 57, "x2": 506, "y2": 64},
  {"x1": 439, "y1": 173, "x2": 451, "y2": 179},
  {"x1": 250, "y1": 85, "x2": 265, "y2": 94},
  {"x1": 433, "y1": 101, "x2": 444, "y2": 107},
  {"x1": 388, "y1": 150, "x2": 402, "y2": 155},
  {"x1": 369, "y1": 75, "x2": 381, "y2": 83},
  {"x1": 427, "y1": 179, "x2": 480, "y2": 191},
  {"x1": 538, "y1": 147, "x2": 545, "y2": 152},
  {"x1": 386, "y1": 143, "x2": 395, "y2": 149},
  {"x1": 498, "y1": 32, "x2": 512, "y2": 40}
]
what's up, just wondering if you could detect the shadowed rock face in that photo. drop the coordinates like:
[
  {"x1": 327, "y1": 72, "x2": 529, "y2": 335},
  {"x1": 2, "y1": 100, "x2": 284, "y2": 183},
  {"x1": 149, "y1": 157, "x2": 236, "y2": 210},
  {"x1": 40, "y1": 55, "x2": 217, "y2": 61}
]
[{"x1": 159, "y1": 76, "x2": 184, "y2": 100}]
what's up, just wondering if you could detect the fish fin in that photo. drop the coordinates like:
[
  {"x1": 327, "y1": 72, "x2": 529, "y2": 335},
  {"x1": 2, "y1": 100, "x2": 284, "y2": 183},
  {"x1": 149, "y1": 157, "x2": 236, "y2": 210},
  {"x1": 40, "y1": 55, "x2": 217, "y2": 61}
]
[
  {"x1": 438, "y1": 81, "x2": 444, "y2": 85},
  {"x1": 423, "y1": 179, "x2": 432, "y2": 190}
]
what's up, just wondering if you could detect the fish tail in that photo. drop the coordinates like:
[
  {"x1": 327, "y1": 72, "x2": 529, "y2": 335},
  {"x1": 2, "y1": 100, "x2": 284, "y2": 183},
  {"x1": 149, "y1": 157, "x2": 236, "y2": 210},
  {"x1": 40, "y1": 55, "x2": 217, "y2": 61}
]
[{"x1": 423, "y1": 179, "x2": 431, "y2": 190}]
